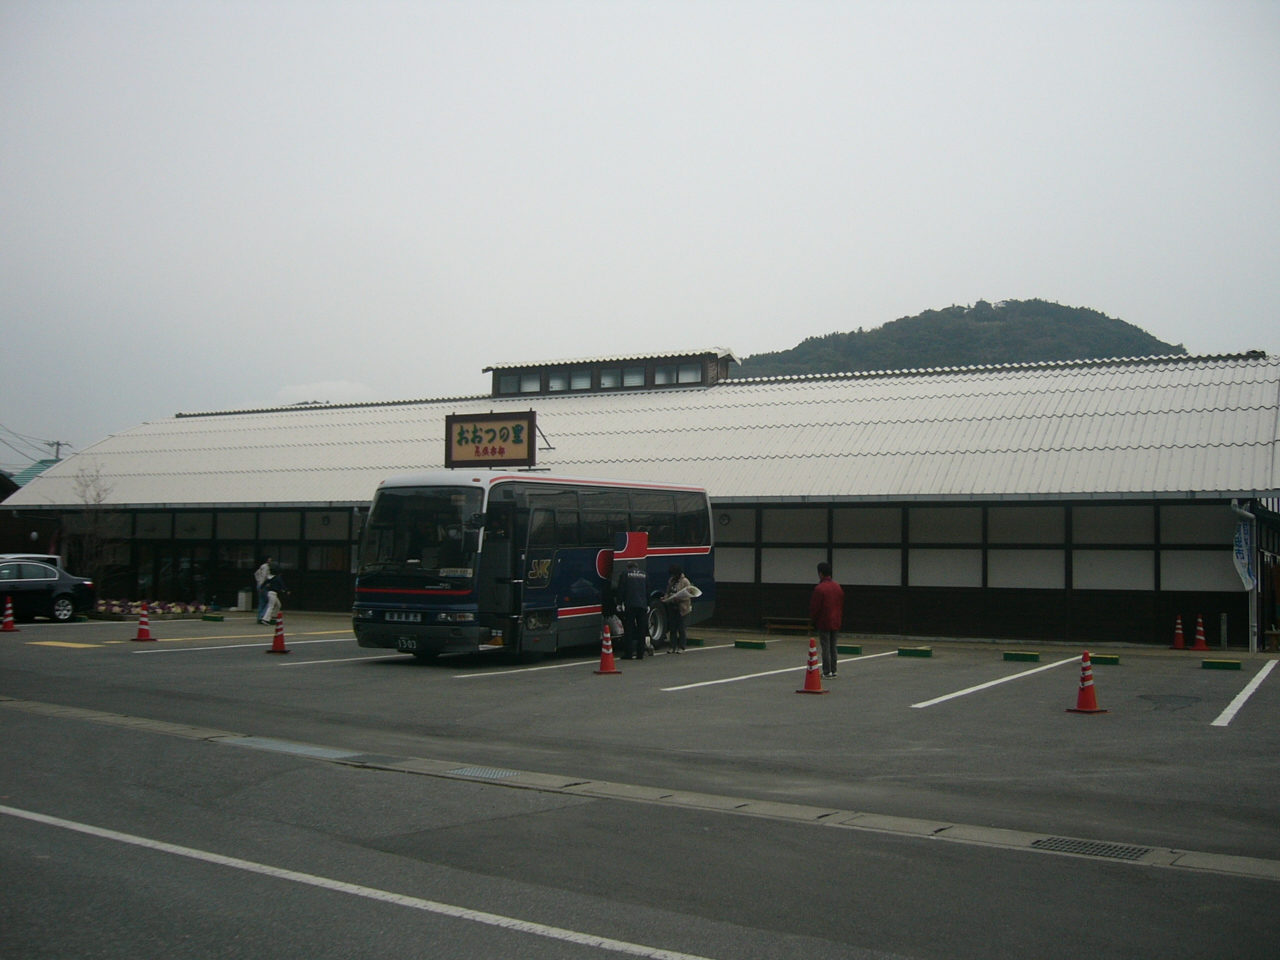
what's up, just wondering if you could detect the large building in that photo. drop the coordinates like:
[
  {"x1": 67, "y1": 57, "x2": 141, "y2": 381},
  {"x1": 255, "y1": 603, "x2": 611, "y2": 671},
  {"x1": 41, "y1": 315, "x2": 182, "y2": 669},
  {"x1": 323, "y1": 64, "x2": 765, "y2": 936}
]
[{"x1": 7, "y1": 348, "x2": 1278, "y2": 646}]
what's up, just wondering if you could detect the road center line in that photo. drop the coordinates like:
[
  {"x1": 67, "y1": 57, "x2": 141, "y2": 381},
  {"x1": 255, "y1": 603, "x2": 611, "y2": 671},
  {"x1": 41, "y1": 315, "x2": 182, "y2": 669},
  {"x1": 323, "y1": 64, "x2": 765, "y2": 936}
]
[
  {"x1": 455, "y1": 643, "x2": 735, "y2": 678},
  {"x1": 662, "y1": 650, "x2": 897, "y2": 692},
  {"x1": 911, "y1": 656, "x2": 1081, "y2": 708},
  {"x1": 1211, "y1": 660, "x2": 1277, "y2": 727},
  {"x1": 0, "y1": 805, "x2": 715, "y2": 960},
  {"x1": 132, "y1": 638, "x2": 356, "y2": 654}
]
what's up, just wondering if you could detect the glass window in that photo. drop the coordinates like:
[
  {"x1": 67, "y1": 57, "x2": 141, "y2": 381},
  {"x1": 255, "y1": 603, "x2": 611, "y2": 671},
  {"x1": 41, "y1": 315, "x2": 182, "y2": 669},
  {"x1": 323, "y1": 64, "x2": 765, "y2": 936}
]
[
  {"x1": 498, "y1": 374, "x2": 519, "y2": 394},
  {"x1": 519, "y1": 373, "x2": 541, "y2": 393},
  {"x1": 135, "y1": 513, "x2": 173, "y2": 539},
  {"x1": 528, "y1": 508, "x2": 555, "y2": 547},
  {"x1": 570, "y1": 369, "x2": 592, "y2": 390},
  {"x1": 174, "y1": 513, "x2": 213, "y2": 539},
  {"x1": 307, "y1": 545, "x2": 348, "y2": 571},
  {"x1": 623, "y1": 366, "x2": 645, "y2": 387},
  {"x1": 259, "y1": 512, "x2": 301, "y2": 540},
  {"x1": 678, "y1": 363, "x2": 702, "y2": 384},
  {"x1": 359, "y1": 487, "x2": 483, "y2": 579},
  {"x1": 547, "y1": 370, "x2": 568, "y2": 392},
  {"x1": 555, "y1": 510, "x2": 579, "y2": 546},
  {"x1": 631, "y1": 493, "x2": 675, "y2": 545},
  {"x1": 218, "y1": 544, "x2": 257, "y2": 570},
  {"x1": 217, "y1": 512, "x2": 256, "y2": 539},
  {"x1": 305, "y1": 511, "x2": 350, "y2": 541},
  {"x1": 581, "y1": 511, "x2": 628, "y2": 546},
  {"x1": 675, "y1": 493, "x2": 709, "y2": 545},
  {"x1": 580, "y1": 490, "x2": 628, "y2": 511},
  {"x1": 0, "y1": 563, "x2": 18, "y2": 581},
  {"x1": 599, "y1": 368, "x2": 621, "y2": 389},
  {"x1": 655, "y1": 365, "x2": 677, "y2": 385},
  {"x1": 21, "y1": 563, "x2": 57, "y2": 580}
]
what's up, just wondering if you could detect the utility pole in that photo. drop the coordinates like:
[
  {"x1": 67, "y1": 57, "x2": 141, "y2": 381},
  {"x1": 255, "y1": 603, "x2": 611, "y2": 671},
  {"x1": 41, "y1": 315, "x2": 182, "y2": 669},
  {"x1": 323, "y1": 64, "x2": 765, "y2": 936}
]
[{"x1": 47, "y1": 440, "x2": 70, "y2": 460}]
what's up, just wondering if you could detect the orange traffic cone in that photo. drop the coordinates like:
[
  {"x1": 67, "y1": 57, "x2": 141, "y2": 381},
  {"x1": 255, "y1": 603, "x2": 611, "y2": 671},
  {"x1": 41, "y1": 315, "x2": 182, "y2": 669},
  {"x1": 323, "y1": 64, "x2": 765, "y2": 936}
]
[
  {"x1": 2, "y1": 596, "x2": 17, "y2": 632},
  {"x1": 1170, "y1": 614, "x2": 1185, "y2": 650},
  {"x1": 265, "y1": 612, "x2": 290, "y2": 654},
  {"x1": 796, "y1": 637, "x2": 828, "y2": 694},
  {"x1": 1190, "y1": 615, "x2": 1209, "y2": 651},
  {"x1": 594, "y1": 623, "x2": 621, "y2": 674},
  {"x1": 1066, "y1": 651, "x2": 1107, "y2": 714},
  {"x1": 131, "y1": 602, "x2": 154, "y2": 642}
]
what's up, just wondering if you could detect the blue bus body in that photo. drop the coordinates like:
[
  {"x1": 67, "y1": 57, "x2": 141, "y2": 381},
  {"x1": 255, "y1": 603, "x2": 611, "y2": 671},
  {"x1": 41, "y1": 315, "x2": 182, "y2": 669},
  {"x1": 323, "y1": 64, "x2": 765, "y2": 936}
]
[{"x1": 353, "y1": 471, "x2": 715, "y2": 659}]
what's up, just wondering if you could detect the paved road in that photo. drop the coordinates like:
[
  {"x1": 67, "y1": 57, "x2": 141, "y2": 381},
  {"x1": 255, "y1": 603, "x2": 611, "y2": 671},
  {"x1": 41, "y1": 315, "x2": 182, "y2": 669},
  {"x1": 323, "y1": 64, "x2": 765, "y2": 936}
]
[{"x1": 3, "y1": 614, "x2": 1278, "y2": 958}]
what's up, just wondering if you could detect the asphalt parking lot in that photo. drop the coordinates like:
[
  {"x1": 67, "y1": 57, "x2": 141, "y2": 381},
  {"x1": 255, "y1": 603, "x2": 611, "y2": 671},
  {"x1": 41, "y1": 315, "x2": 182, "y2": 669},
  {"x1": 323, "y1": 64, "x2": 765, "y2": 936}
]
[{"x1": 5, "y1": 611, "x2": 1279, "y2": 861}]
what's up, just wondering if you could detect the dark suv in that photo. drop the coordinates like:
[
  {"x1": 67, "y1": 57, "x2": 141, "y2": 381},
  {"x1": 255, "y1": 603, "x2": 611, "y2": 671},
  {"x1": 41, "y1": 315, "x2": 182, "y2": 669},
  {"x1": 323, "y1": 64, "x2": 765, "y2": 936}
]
[{"x1": 0, "y1": 561, "x2": 95, "y2": 622}]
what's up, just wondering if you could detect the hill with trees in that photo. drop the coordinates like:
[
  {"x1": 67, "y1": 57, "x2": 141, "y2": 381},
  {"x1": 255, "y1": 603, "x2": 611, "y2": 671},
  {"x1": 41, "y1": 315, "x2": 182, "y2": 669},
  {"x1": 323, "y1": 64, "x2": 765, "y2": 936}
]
[{"x1": 732, "y1": 300, "x2": 1186, "y2": 378}]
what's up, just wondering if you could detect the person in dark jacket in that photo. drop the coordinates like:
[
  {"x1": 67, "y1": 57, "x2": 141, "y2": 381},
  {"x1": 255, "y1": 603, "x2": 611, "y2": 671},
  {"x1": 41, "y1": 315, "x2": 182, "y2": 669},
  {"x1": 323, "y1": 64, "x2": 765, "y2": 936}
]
[
  {"x1": 620, "y1": 560, "x2": 649, "y2": 660},
  {"x1": 809, "y1": 561, "x2": 844, "y2": 678}
]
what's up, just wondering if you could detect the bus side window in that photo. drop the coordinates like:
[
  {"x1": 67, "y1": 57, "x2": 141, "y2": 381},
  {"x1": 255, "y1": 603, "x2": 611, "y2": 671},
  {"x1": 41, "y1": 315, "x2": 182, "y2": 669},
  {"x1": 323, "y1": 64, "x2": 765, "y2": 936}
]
[
  {"x1": 555, "y1": 510, "x2": 579, "y2": 547},
  {"x1": 528, "y1": 509, "x2": 556, "y2": 547},
  {"x1": 675, "y1": 493, "x2": 710, "y2": 545}
]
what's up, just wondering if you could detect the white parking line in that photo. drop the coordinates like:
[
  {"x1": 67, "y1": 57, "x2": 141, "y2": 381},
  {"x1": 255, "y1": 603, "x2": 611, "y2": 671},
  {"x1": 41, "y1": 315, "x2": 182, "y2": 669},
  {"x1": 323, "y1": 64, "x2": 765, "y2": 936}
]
[
  {"x1": 0, "y1": 804, "x2": 716, "y2": 960},
  {"x1": 455, "y1": 643, "x2": 735, "y2": 678},
  {"x1": 910, "y1": 656, "x2": 1081, "y2": 708},
  {"x1": 662, "y1": 650, "x2": 897, "y2": 692},
  {"x1": 132, "y1": 638, "x2": 356, "y2": 654},
  {"x1": 279, "y1": 654, "x2": 411, "y2": 666},
  {"x1": 1211, "y1": 660, "x2": 1277, "y2": 727}
]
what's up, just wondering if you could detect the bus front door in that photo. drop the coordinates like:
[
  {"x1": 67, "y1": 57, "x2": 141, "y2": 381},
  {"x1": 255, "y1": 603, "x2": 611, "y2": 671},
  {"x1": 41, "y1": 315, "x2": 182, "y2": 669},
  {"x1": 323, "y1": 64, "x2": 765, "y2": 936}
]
[
  {"x1": 477, "y1": 502, "x2": 521, "y2": 645},
  {"x1": 519, "y1": 507, "x2": 558, "y2": 654}
]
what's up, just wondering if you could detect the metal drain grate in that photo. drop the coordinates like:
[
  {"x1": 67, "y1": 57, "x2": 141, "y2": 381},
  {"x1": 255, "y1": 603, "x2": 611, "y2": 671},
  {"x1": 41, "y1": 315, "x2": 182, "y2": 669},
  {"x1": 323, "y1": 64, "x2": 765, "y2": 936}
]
[
  {"x1": 447, "y1": 766, "x2": 520, "y2": 780},
  {"x1": 1031, "y1": 837, "x2": 1153, "y2": 860}
]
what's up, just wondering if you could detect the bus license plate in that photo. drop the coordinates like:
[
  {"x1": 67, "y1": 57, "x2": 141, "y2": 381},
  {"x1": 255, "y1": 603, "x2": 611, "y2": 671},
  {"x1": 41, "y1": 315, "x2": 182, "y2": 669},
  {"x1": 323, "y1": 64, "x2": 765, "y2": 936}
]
[
  {"x1": 396, "y1": 637, "x2": 419, "y2": 651},
  {"x1": 385, "y1": 612, "x2": 421, "y2": 623}
]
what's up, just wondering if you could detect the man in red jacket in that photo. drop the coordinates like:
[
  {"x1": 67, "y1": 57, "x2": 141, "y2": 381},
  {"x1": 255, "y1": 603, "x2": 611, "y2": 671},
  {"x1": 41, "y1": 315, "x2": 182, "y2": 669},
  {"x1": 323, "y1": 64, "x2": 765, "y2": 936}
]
[{"x1": 809, "y1": 562, "x2": 844, "y2": 679}]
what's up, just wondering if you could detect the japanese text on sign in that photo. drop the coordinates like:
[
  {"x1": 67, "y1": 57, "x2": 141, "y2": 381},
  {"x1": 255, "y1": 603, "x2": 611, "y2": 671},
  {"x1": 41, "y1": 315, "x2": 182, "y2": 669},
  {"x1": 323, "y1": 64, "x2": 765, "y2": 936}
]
[{"x1": 444, "y1": 412, "x2": 536, "y2": 469}]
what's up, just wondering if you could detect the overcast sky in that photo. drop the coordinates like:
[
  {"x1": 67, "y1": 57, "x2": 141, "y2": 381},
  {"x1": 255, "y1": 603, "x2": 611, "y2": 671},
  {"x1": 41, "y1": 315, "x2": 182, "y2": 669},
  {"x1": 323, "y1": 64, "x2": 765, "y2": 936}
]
[{"x1": 1, "y1": 0, "x2": 1277, "y2": 469}]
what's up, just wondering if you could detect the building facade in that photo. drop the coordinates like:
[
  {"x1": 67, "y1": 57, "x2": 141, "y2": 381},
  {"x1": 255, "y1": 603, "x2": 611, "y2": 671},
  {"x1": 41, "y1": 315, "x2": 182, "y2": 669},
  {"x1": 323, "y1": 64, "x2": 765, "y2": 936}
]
[{"x1": 7, "y1": 350, "x2": 1278, "y2": 646}]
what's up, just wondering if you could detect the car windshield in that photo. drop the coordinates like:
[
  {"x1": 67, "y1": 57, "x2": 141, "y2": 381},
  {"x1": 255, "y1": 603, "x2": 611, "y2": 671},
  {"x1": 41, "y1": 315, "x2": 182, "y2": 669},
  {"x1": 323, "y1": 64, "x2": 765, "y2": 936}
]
[{"x1": 359, "y1": 486, "x2": 483, "y2": 582}]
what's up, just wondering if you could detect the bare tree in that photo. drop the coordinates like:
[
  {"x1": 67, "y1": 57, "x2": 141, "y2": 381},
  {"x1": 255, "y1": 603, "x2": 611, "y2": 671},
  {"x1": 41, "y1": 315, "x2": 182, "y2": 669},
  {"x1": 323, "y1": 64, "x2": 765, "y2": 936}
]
[{"x1": 63, "y1": 459, "x2": 125, "y2": 586}]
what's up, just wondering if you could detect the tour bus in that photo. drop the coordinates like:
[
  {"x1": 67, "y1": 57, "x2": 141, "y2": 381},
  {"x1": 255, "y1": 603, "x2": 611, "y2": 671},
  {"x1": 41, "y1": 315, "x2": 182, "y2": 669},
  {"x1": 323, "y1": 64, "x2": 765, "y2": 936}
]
[{"x1": 353, "y1": 471, "x2": 715, "y2": 660}]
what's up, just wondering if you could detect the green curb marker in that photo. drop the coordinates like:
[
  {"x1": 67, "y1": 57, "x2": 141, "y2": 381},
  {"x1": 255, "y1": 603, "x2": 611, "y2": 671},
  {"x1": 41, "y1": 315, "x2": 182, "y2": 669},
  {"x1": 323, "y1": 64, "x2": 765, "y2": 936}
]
[
  {"x1": 837, "y1": 644, "x2": 863, "y2": 655},
  {"x1": 202, "y1": 614, "x2": 225, "y2": 622},
  {"x1": 1092, "y1": 654, "x2": 1121, "y2": 665},
  {"x1": 71, "y1": 615, "x2": 89, "y2": 623},
  {"x1": 686, "y1": 637, "x2": 704, "y2": 647},
  {"x1": 734, "y1": 639, "x2": 768, "y2": 650},
  {"x1": 898, "y1": 646, "x2": 932, "y2": 658},
  {"x1": 1003, "y1": 651, "x2": 1040, "y2": 663},
  {"x1": 1202, "y1": 659, "x2": 1242, "y2": 670}
]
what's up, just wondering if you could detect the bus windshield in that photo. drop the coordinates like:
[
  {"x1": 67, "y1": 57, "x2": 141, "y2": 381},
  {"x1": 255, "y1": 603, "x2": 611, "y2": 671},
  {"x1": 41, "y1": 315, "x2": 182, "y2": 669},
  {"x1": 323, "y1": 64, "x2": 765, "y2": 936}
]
[{"x1": 359, "y1": 486, "x2": 484, "y2": 582}]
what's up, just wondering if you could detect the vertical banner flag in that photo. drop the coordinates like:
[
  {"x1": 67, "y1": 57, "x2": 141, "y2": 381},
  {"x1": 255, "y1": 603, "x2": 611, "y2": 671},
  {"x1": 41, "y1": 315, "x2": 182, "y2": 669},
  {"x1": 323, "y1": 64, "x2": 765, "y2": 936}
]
[{"x1": 1232, "y1": 519, "x2": 1255, "y2": 591}]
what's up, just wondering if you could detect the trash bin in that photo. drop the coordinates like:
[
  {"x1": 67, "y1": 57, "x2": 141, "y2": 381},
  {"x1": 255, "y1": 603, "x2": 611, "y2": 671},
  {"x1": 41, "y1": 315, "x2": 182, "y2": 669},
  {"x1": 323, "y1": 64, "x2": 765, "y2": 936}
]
[{"x1": 237, "y1": 588, "x2": 254, "y2": 612}]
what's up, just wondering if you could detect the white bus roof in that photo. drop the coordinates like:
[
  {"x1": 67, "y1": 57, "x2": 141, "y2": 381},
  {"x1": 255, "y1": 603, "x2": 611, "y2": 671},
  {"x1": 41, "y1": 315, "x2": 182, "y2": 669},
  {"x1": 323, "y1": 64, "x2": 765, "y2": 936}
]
[{"x1": 375, "y1": 470, "x2": 706, "y2": 494}]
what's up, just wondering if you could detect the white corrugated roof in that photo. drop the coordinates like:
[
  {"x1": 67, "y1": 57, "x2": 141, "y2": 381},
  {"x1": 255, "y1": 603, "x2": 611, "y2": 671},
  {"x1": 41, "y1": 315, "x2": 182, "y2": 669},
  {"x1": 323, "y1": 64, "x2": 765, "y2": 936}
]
[{"x1": 10, "y1": 354, "x2": 1278, "y2": 508}]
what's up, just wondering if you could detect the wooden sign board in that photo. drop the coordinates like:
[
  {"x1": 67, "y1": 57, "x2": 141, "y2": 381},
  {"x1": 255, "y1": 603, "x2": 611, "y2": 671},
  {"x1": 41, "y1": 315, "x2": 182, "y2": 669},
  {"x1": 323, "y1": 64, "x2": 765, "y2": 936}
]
[{"x1": 445, "y1": 412, "x2": 536, "y2": 469}]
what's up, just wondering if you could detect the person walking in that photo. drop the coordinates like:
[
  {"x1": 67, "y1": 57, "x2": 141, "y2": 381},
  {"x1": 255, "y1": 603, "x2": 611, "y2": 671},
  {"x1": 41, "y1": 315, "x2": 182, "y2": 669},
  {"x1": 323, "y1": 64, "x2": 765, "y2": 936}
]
[
  {"x1": 810, "y1": 561, "x2": 844, "y2": 678},
  {"x1": 262, "y1": 571, "x2": 289, "y2": 624},
  {"x1": 620, "y1": 560, "x2": 649, "y2": 660},
  {"x1": 254, "y1": 556, "x2": 274, "y2": 623},
  {"x1": 662, "y1": 564, "x2": 692, "y2": 653}
]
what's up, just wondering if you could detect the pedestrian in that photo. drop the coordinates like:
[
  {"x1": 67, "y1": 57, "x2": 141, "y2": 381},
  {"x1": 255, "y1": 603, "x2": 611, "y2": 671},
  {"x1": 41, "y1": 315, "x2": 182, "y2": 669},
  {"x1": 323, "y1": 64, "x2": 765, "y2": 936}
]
[
  {"x1": 809, "y1": 561, "x2": 844, "y2": 678},
  {"x1": 662, "y1": 564, "x2": 692, "y2": 653},
  {"x1": 620, "y1": 560, "x2": 649, "y2": 660},
  {"x1": 254, "y1": 555, "x2": 274, "y2": 622},
  {"x1": 600, "y1": 576, "x2": 625, "y2": 648},
  {"x1": 262, "y1": 571, "x2": 289, "y2": 624}
]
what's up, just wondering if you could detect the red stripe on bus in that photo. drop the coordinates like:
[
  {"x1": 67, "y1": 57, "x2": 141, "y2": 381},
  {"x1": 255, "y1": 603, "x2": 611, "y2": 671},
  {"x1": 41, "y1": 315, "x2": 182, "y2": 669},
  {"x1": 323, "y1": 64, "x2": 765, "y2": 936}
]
[
  {"x1": 646, "y1": 546, "x2": 712, "y2": 555},
  {"x1": 558, "y1": 605, "x2": 603, "y2": 618},
  {"x1": 357, "y1": 587, "x2": 473, "y2": 596}
]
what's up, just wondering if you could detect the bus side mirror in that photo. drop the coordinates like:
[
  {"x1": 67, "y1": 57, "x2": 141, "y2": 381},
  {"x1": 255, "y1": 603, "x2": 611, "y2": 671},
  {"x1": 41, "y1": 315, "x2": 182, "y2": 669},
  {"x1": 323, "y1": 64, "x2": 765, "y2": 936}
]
[{"x1": 463, "y1": 528, "x2": 482, "y2": 554}]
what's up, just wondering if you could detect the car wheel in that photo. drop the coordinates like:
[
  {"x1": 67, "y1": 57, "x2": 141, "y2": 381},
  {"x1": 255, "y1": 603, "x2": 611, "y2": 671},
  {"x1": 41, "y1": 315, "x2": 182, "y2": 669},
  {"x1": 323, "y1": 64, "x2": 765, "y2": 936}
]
[
  {"x1": 647, "y1": 601, "x2": 667, "y2": 645},
  {"x1": 51, "y1": 596, "x2": 75, "y2": 622}
]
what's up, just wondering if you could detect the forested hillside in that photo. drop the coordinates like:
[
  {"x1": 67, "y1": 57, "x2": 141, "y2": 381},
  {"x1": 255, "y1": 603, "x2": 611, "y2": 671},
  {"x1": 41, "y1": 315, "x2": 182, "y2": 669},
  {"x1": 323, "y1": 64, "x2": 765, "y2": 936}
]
[{"x1": 732, "y1": 300, "x2": 1186, "y2": 378}]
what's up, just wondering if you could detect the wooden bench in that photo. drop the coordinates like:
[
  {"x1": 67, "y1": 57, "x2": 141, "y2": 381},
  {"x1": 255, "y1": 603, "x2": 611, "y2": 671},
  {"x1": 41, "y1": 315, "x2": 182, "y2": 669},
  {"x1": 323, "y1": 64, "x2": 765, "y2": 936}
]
[{"x1": 763, "y1": 617, "x2": 811, "y2": 634}]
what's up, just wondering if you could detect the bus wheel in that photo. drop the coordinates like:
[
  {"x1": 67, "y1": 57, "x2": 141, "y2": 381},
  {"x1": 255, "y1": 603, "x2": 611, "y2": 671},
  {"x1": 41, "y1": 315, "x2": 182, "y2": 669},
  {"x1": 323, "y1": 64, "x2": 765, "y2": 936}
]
[{"x1": 647, "y1": 602, "x2": 667, "y2": 645}]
